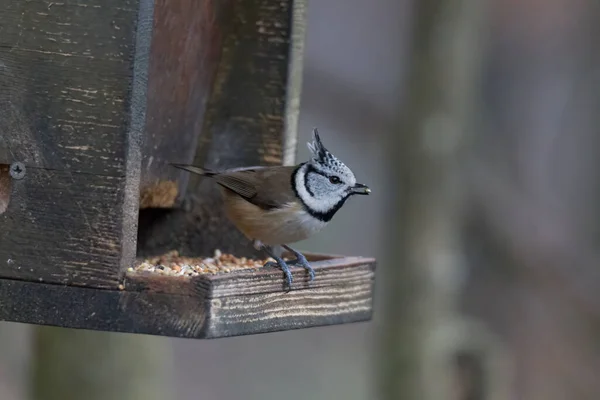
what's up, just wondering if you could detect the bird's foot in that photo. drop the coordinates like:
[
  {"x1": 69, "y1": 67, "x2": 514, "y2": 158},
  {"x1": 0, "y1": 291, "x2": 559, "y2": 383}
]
[
  {"x1": 263, "y1": 258, "x2": 293, "y2": 291},
  {"x1": 282, "y1": 246, "x2": 315, "y2": 282},
  {"x1": 287, "y1": 256, "x2": 315, "y2": 281}
]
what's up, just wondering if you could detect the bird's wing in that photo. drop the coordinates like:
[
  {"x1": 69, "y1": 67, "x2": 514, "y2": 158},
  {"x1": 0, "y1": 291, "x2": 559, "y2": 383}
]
[{"x1": 214, "y1": 166, "x2": 299, "y2": 210}]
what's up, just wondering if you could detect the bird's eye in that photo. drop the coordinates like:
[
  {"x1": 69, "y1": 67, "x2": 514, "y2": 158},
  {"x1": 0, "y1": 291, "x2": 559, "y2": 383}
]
[{"x1": 329, "y1": 176, "x2": 341, "y2": 184}]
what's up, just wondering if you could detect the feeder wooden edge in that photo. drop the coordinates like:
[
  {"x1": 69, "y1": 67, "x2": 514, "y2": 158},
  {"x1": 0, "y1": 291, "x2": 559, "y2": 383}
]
[{"x1": 0, "y1": 254, "x2": 376, "y2": 339}]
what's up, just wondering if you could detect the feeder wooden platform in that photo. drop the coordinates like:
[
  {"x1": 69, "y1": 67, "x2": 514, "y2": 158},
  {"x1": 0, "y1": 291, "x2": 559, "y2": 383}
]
[
  {"x1": 0, "y1": 0, "x2": 377, "y2": 338},
  {"x1": 0, "y1": 253, "x2": 375, "y2": 338}
]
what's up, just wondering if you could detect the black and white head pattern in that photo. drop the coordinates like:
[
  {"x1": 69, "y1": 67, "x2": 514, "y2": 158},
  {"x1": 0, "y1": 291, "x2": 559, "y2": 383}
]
[{"x1": 293, "y1": 128, "x2": 358, "y2": 222}]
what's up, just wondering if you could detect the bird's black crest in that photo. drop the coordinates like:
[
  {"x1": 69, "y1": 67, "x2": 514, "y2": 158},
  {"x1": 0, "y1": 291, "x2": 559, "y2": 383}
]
[{"x1": 307, "y1": 128, "x2": 330, "y2": 162}]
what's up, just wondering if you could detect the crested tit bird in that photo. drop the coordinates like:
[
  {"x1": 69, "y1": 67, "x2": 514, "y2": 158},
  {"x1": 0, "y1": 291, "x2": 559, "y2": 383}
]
[{"x1": 171, "y1": 128, "x2": 371, "y2": 289}]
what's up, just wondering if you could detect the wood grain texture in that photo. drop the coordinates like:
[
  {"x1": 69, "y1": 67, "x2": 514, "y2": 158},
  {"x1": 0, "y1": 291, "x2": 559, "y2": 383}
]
[
  {"x1": 202, "y1": 258, "x2": 374, "y2": 337},
  {"x1": 0, "y1": 169, "x2": 124, "y2": 287},
  {"x1": 0, "y1": 0, "x2": 140, "y2": 175},
  {"x1": 140, "y1": 0, "x2": 227, "y2": 207},
  {"x1": 0, "y1": 0, "x2": 154, "y2": 287},
  {"x1": 0, "y1": 165, "x2": 10, "y2": 214},
  {"x1": 0, "y1": 256, "x2": 376, "y2": 338},
  {"x1": 282, "y1": 0, "x2": 308, "y2": 166},
  {"x1": 137, "y1": 0, "x2": 297, "y2": 258}
]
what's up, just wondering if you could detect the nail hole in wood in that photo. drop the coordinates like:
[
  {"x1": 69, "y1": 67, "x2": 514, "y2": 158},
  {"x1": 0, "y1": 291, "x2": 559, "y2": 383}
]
[{"x1": 0, "y1": 164, "x2": 11, "y2": 214}]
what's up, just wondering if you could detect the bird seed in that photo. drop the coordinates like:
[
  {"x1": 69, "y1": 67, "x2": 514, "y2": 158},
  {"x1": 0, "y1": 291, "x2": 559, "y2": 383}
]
[{"x1": 131, "y1": 249, "x2": 275, "y2": 277}]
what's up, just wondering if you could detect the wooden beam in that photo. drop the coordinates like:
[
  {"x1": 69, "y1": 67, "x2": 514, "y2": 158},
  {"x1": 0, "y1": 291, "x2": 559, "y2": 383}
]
[
  {"x1": 137, "y1": 0, "x2": 305, "y2": 258},
  {"x1": 0, "y1": 256, "x2": 375, "y2": 338},
  {"x1": 139, "y1": 0, "x2": 228, "y2": 208},
  {"x1": 0, "y1": 165, "x2": 10, "y2": 214},
  {"x1": 138, "y1": 0, "x2": 306, "y2": 210},
  {"x1": 0, "y1": 0, "x2": 142, "y2": 175},
  {"x1": 2, "y1": 170, "x2": 125, "y2": 287},
  {"x1": 0, "y1": 0, "x2": 153, "y2": 288}
]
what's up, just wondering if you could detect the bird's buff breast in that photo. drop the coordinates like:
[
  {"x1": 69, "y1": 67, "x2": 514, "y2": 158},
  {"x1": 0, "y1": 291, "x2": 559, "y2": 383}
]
[{"x1": 222, "y1": 190, "x2": 327, "y2": 245}]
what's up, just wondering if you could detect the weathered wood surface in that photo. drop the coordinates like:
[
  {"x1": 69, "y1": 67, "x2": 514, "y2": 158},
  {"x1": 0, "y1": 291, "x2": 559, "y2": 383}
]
[
  {"x1": 137, "y1": 0, "x2": 305, "y2": 258},
  {"x1": 2, "y1": 170, "x2": 123, "y2": 286},
  {"x1": 0, "y1": 165, "x2": 10, "y2": 214},
  {"x1": 0, "y1": 0, "x2": 140, "y2": 175},
  {"x1": 139, "y1": 0, "x2": 304, "y2": 209},
  {"x1": 0, "y1": 256, "x2": 376, "y2": 338},
  {"x1": 0, "y1": 0, "x2": 153, "y2": 287},
  {"x1": 139, "y1": 0, "x2": 227, "y2": 208}
]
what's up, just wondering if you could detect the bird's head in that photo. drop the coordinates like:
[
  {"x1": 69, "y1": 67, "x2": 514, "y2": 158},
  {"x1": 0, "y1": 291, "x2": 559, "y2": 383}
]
[{"x1": 294, "y1": 128, "x2": 370, "y2": 222}]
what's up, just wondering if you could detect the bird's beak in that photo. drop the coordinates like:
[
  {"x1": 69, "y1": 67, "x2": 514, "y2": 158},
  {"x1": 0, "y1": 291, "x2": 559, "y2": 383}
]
[{"x1": 351, "y1": 183, "x2": 371, "y2": 195}]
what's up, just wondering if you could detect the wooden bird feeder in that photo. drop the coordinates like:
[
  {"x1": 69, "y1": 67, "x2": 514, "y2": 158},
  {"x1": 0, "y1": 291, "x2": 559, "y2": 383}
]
[{"x1": 0, "y1": 0, "x2": 376, "y2": 338}]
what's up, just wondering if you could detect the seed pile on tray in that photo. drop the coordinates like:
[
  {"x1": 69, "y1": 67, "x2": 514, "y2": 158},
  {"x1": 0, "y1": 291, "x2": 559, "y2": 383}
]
[{"x1": 130, "y1": 249, "x2": 276, "y2": 277}]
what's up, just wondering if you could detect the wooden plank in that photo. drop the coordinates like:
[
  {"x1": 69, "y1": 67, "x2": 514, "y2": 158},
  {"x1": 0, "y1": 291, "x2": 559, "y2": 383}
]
[
  {"x1": 201, "y1": 258, "x2": 374, "y2": 337},
  {"x1": 0, "y1": 0, "x2": 154, "y2": 287},
  {"x1": 0, "y1": 164, "x2": 10, "y2": 214},
  {"x1": 0, "y1": 0, "x2": 140, "y2": 175},
  {"x1": 137, "y1": 0, "x2": 300, "y2": 258},
  {"x1": 139, "y1": 0, "x2": 228, "y2": 209},
  {"x1": 0, "y1": 169, "x2": 124, "y2": 287},
  {"x1": 0, "y1": 256, "x2": 376, "y2": 338}
]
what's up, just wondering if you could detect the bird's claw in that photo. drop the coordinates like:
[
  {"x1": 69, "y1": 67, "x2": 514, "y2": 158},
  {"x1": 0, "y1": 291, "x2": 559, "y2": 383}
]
[
  {"x1": 287, "y1": 258, "x2": 315, "y2": 281},
  {"x1": 263, "y1": 260, "x2": 293, "y2": 290},
  {"x1": 265, "y1": 257, "x2": 315, "y2": 283},
  {"x1": 262, "y1": 248, "x2": 314, "y2": 291},
  {"x1": 286, "y1": 252, "x2": 315, "y2": 282}
]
